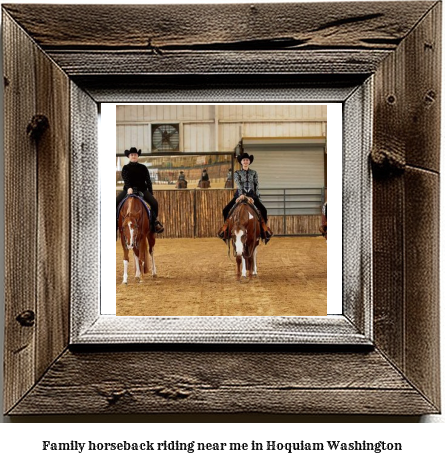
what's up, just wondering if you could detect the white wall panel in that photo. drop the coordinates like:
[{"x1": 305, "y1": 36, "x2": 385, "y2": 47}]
[
  {"x1": 116, "y1": 125, "x2": 125, "y2": 153},
  {"x1": 117, "y1": 105, "x2": 327, "y2": 123},
  {"x1": 183, "y1": 123, "x2": 214, "y2": 152},
  {"x1": 218, "y1": 123, "x2": 240, "y2": 151},
  {"x1": 116, "y1": 105, "x2": 328, "y2": 153},
  {"x1": 243, "y1": 145, "x2": 325, "y2": 189}
]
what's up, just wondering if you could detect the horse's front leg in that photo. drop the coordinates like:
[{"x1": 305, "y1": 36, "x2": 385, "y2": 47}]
[
  {"x1": 150, "y1": 250, "x2": 157, "y2": 277},
  {"x1": 148, "y1": 235, "x2": 157, "y2": 278},
  {"x1": 134, "y1": 250, "x2": 142, "y2": 282},
  {"x1": 240, "y1": 256, "x2": 249, "y2": 283},
  {"x1": 252, "y1": 247, "x2": 258, "y2": 277},
  {"x1": 236, "y1": 256, "x2": 241, "y2": 281},
  {"x1": 247, "y1": 256, "x2": 253, "y2": 278},
  {"x1": 123, "y1": 259, "x2": 129, "y2": 284},
  {"x1": 122, "y1": 239, "x2": 129, "y2": 285}
]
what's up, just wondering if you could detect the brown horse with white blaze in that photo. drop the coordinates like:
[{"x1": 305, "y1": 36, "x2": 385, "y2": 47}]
[
  {"x1": 118, "y1": 196, "x2": 156, "y2": 284},
  {"x1": 227, "y1": 200, "x2": 261, "y2": 281}
]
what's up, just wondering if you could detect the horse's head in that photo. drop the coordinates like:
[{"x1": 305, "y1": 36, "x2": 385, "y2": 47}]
[
  {"x1": 229, "y1": 202, "x2": 260, "y2": 257},
  {"x1": 119, "y1": 197, "x2": 146, "y2": 249},
  {"x1": 231, "y1": 223, "x2": 247, "y2": 256},
  {"x1": 122, "y1": 215, "x2": 139, "y2": 250}
]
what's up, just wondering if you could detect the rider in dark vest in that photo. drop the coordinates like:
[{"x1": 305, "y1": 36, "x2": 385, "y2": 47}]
[
  {"x1": 218, "y1": 153, "x2": 273, "y2": 243},
  {"x1": 116, "y1": 147, "x2": 164, "y2": 233},
  {"x1": 201, "y1": 169, "x2": 209, "y2": 182}
]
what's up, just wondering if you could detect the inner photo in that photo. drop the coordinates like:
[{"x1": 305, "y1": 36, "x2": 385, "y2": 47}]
[{"x1": 115, "y1": 104, "x2": 328, "y2": 317}]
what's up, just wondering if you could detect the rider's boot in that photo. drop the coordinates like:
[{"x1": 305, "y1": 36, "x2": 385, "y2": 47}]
[
  {"x1": 154, "y1": 220, "x2": 164, "y2": 234},
  {"x1": 217, "y1": 221, "x2": 229, "y2": 240},
  {"x1": 260, "y1": 219, "x2": 273, "y2": 244},
  {"x1": 151, "y1": 214, "x2": 164, "y2": 234}
]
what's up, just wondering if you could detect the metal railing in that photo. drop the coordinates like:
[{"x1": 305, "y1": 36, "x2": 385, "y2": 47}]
[{"x1": 260, "y1": 187, "x2": 326, "y2": 234}]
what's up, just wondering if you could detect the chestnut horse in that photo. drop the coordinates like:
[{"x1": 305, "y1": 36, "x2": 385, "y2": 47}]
[
  {"x1": 118, "y1": 195, "x2": 156, "y2": 284},
  {"x1": 227, "y1": 200, "x2": 261, "y2": 281},
  {"x1": 176, "y1": 180, "x2": 187, "y2": 189},
  {"x1": 198, "y1": 180, "x2": 211, "y2": 188}
]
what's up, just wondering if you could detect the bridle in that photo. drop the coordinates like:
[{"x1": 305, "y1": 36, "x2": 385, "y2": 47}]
[
  {"x1": 229, "y1": 201, "x2": 259, "y2": 259},
  {"x1": 121, "y1": 215, "x2": 140, "y2": 249},
  {"x1": 120, "y1": 199, "x2": 144, "y2": 250}
]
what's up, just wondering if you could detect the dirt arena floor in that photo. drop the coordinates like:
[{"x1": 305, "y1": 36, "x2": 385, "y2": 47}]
[{"x1": 116, "y1": 237, "x2": 327, "y2": 317}]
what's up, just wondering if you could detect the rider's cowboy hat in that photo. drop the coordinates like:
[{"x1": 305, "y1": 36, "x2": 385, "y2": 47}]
[
  {"x1": 236, "y1": 152, "x2": 254, "y2": 164},
  {"x1": 124, "y1": 147, "x2": 142, "y2": 157}
]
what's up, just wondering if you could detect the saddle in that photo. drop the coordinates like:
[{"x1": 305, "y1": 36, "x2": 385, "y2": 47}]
[
  {"x1": 117, "y1": 194, "x2": 151, "y2": 224},
  {"x1": 227, "y1": 199, "x2": 263, "y2": 223}
]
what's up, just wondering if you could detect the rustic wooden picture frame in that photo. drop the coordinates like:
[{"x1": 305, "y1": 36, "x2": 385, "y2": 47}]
[{"x1": 2, "y1": 2, "x2": 440, "y2": 415}]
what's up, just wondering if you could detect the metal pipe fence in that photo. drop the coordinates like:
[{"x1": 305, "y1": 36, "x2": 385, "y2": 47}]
[{"x1": 261, "y1": 187, "x2": 326, "y2": 235}]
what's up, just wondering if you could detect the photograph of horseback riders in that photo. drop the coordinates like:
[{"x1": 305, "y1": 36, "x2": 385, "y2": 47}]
[{"x1": 115, "y1": 104, "x2": 334, "y2": 317}]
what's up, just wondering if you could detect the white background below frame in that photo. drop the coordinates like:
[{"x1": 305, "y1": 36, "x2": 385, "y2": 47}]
[{"x1": 99, "y1": 103, "x2": 342, "y2": 316}]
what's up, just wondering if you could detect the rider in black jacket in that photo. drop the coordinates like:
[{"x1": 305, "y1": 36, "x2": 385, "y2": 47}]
[{"x1": 116, "y1": 147, "x2": 164, "y2": 233}]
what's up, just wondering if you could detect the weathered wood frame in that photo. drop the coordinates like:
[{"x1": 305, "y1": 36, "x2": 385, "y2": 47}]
[{"x1": 2, "y1": 2, "x2": 441, "y2": 415}]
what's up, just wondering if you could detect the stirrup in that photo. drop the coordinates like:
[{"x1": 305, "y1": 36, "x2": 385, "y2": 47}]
[
  {"x1": 154, "y1": 221, "x2": 164, "y2": 234},
  {"x1": 217, "y1": 224, "x2": 228, "y2": 240},
  {"x1": 263, "y1": 226, "x2": 273, "y2": 244}
]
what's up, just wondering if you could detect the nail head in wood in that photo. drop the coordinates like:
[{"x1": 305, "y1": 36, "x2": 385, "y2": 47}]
[
  {"x1": 26, "y1": 114, "x2": 49, "y2": 141},
  {"x1": 16, "y1": 310, "x2": 35, "y2": 327}
]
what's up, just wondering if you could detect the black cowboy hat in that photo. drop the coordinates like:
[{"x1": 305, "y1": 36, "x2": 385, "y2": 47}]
[
  {"x1": 124, "y1": 147, "x2": 142, "y2": 157},
  {"x1": 236, "y1": 152, "x2": 254, "y2": 164}
]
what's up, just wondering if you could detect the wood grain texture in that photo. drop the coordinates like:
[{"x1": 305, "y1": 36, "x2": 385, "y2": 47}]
[
  {"x1": 35, "y1": 38, "x2": 70, "y2": 382},
  {"x1": 372, "y1": 3, "x2": 441, "y2": 411},
  {"x1": 154, "y1": 190, "x2": 195, "y2": 238},
  {"x1": 343, "y1": 82, "x2": 373, "y2": 336},
  {"x1": 3, "y1": 13, "x2": 38, "y2": 414},
  {"x1": 404, "y1": 2, "x2": 441, "y2": 171},
  {"x1": 7, "y1": 348, "x2": 438, "y2": 415},
  {"x1": 2, "y1": 2, "x2": 435, "y2": 49},
  {"x1": 76, "y1": 316, "x2": 368, "y2": 346},
  {"x1": 194, "y1": 189, "x2": 234, "y2": 238},
  {"x1": 1, "y1": 3, "x2": 434, "y2": 80},
  {"x1": 70, "y1": 83, "x2": 100, "y2": 338},
  {"x1": 46, "y1": 50, "x2": 390, "y2": 76},
  {"x1": 372, "y1": 176, "x2": 405, "y2": 367},
  {"x1": 404, "y1": 168, "x2": 440, "y2": 408},
  {"x1": 3, "y1": 2, "x2": 441, "y2": 416},
  {"x1": 268, "y1": 215, "x2": 321, "y2": 235},
  {"x1": 372, "y1": 38, "x2": 406, "y2": 369},
  {"x1": 151, "y1": 190, "x2": 320, "y2": 238}
]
